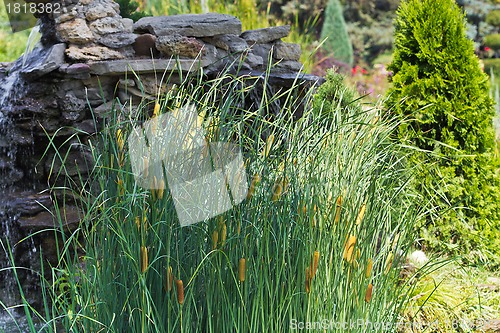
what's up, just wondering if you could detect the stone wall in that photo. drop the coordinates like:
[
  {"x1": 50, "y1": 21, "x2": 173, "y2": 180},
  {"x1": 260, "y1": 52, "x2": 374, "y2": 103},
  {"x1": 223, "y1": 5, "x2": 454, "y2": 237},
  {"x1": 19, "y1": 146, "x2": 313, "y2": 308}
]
[{"x1": 0, "y1": 1, "x2": 322, "y2": 308}]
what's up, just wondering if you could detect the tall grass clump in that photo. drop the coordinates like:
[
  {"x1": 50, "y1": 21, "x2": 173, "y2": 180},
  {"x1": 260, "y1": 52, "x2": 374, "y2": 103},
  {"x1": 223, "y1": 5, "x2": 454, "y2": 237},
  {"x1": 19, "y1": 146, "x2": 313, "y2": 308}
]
[
  {"x1": 10, "y1": 63, "x2": 420, "y2": 332},
  {"x1": 385, "y1": 0, "x2": 500, "y2": 266}
]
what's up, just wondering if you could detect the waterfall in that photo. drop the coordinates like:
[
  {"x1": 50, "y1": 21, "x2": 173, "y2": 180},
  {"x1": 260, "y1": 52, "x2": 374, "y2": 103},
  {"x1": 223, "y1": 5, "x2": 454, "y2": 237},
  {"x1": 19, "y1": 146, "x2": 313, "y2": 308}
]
[{"x1": 0, "y1": 53, "x2": 39, "y2": 331}]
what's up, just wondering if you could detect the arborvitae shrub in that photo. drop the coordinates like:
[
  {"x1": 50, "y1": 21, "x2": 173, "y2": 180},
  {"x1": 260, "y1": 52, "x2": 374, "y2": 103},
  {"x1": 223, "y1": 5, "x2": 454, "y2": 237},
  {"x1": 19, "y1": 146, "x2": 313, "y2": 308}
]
[
  {"x1": 320, "y1": 0, "x2": 354, "y2": 66},
  {"x1": 385, "y1": 0, "x2": 500, "y2": 265}
]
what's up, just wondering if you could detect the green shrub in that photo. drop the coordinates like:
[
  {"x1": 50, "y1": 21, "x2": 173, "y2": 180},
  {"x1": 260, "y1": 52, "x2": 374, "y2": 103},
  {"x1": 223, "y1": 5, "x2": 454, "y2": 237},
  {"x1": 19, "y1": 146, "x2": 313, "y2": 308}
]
[
  {"x1": 115, "y1": 0, "x2": 147, "y2": 21},
  {"x1": 385, "y1": 0, "x2": 500, "y2": 266},
  {"x1": 484, "y1": 33, "x2": 500, "y2": 50},
  {"x1": 312, "y1": 69, "x2": 361, "y2": 114},
  {"x1": 320, "y1": 0, "x2": 354, "y2": 66},
  {"x1": 486, "y1": 9, "x2": 500, "y2": 27}
]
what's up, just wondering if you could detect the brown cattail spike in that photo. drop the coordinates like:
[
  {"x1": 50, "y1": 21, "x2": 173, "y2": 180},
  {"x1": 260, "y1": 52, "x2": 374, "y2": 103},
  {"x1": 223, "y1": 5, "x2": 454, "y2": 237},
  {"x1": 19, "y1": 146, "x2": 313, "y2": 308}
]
[
  {"x1": 305, "y1": 267, "x2": 311, "y2": 293},
  {"x1": 175, "y1": 279, "x2": 184, "y2": 305},
  {"x1": 261, "y1": 133, "x2": 275, "y2": 157},
  {"x1": 272, "y1": 180, "x2": 283, "y2": 201},
  {"x1": 117, "y1": 177, "x2": 124, "y2": 196},
  {"x1": 151, "y1": 176, "x2": 158, "y2": 200},
  {"x1": 343, "y1": 235, "x2": 356, "y2": 263},
  {"x1": 311, "y1": 251, "x2": 320, "y2": 278},
  {"x1": 366, "y1": 258, "x2": 373, "y2": 278},
  {"x1": 153, "y1": 102, "x2": 161, "y2": 117},
  {"x1": 157, "y1": 179, "x2": 165, "y2": 200},
  {"x1": 365, "y1": 283, "x2": 373, "y2": 303},
  {"x1": 116, "y1": 128, "x2": 125, "y2": 152},
  {"x1": 334, "y1": 195, "x2": 343, "y2": 223},
  {"x1": 355, "y1": 203, "x2": 366, "y2": 225},
  {"x1": 220, "y1": 223, "x2": 227, "y2": 246},
  {"x1": 212, "y1": 230, "x2": 218, "y2": 250},
  {"x1": 166, "y1": 266, "x2": 174, "y2": 292},
  {"x1": 384, "y1": 252, "x2": 394, "y2": 274},
  {"x1": 238, "y1": 258, "x2": 246, "y2": 282},
  {"x1": 247, "y1": 173, "x2": 261, "y2": 199},
  {"x1": 140, "y1": 246, "x2": 148, "y2": 273}
]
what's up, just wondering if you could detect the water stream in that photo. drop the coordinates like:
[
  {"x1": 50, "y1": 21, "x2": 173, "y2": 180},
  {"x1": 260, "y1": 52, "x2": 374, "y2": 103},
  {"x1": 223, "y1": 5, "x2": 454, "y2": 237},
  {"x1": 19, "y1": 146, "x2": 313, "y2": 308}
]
[{"x1": 0, "y1": 55, "x2": 39, "y2": 331}]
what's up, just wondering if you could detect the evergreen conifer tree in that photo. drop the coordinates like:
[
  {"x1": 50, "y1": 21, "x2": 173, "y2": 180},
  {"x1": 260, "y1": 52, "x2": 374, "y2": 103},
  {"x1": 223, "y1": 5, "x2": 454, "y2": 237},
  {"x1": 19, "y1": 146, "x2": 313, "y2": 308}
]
[
  {"x1": 385, "y1": 0, "x2": 500, "y2": 265},
  {"x1": 320, "y1": 0, "x2": 354, "y2": 66}
]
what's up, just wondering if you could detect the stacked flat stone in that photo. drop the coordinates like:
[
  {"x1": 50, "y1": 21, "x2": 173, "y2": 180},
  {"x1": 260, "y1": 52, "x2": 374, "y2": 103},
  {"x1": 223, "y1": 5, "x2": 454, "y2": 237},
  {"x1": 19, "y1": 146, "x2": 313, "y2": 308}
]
[
  {"x1": 0, "y1": 7, "x2": 320, "y2": 229},
  {"x1": 52, "y1": 0, "x2": 134, "y2": 60},
  {"x1": 19, "y1": 6, "x2": 307, "y2": 107},
  {"x1": 127, "y1": 13, "x2": 302, "y2": 74},
  {"x1": 47, "y1": 0, "x2": 302, "y2": 72}
]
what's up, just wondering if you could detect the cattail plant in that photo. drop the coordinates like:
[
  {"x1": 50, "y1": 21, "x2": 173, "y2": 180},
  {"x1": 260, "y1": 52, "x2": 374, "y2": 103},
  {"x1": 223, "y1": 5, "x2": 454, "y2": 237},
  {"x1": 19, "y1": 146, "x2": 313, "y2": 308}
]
[
  {"x1": 365, "y1": 258, "x2": 373, "y2": 278},
  {"x1": 355, "y1": 203, "x2": 366, "y2": 225},
  {"x1": 271, "y1": 179, "x2": 284, "y2": 202},
  {"x1": 44, "y1": 65, "x2": 418, "y2": 333},
  {"x1": 151, "y1": 176, "x2": 158, "y2": 200},
  {"x1": 116, "y1": 128, "x2": 125, "y2": 152},
  {"x1": 365, "y1": 283, "x2": 373, "y2": 303},
  {"x1": 212, "y1": 230, "x2": 219, "y2": 250},
  {"x1": 238, "y1": 258, "x2": 246, "y2": 282},
  {"x1": 311, "y1": 251, "x2": 320, "y2": 278},
  {"x1": 220, "y1": 223, "x2": 227, "y2": 246},
  {"x1": 305, "y1": 267, "x2": 311, "y2": 294},
  {"x1": 175, "y1": 279, "x2": 184, "y2": 305},
  {"x1": 140, "y1": 246, "x2": 148, "y2": 273},
  {"x1": 384, "y1": 252, "x2": 394, "y2": 274},
  {"x1": 312, "y1": 204, "x2": 318, "y2": 227},
  {"x1": 166, "y1": 266, "x2": 174, "y2": 292},
  {"x1": 153, "y1": 102, "x2": 161, "y2": 117},
  {"x1": 116, "y1": 128, "x2": 126, "y2": 167},
  {"x1": 156, "y1": 179, "x2": 165, "y2": 200},
  {"x1": 247, "y1": 173, "x2": 261, "y2": 199},
  {"x1": 261, "y1": 133, "x2": 275, "y2": 158},
  {"x1": 343, "y1": 235, "x2": 356, "y2": 263},
  {"x1": 334, "y1": 195, "x2": 343, "y2": 223},
  {"x1": 116, "y1": 176, "x2": 124, "y2": 197}
]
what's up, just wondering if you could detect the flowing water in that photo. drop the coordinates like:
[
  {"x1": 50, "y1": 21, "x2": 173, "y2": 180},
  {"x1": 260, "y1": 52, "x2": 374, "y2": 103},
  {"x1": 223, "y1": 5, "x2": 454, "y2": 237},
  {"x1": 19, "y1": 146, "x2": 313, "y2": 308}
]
[
  {"x1": 0, "y1": 71, "x2": 19, "y2": 108},
  {"x1": 0, "y1": 58, "x2": 40, "y2": 332}
]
